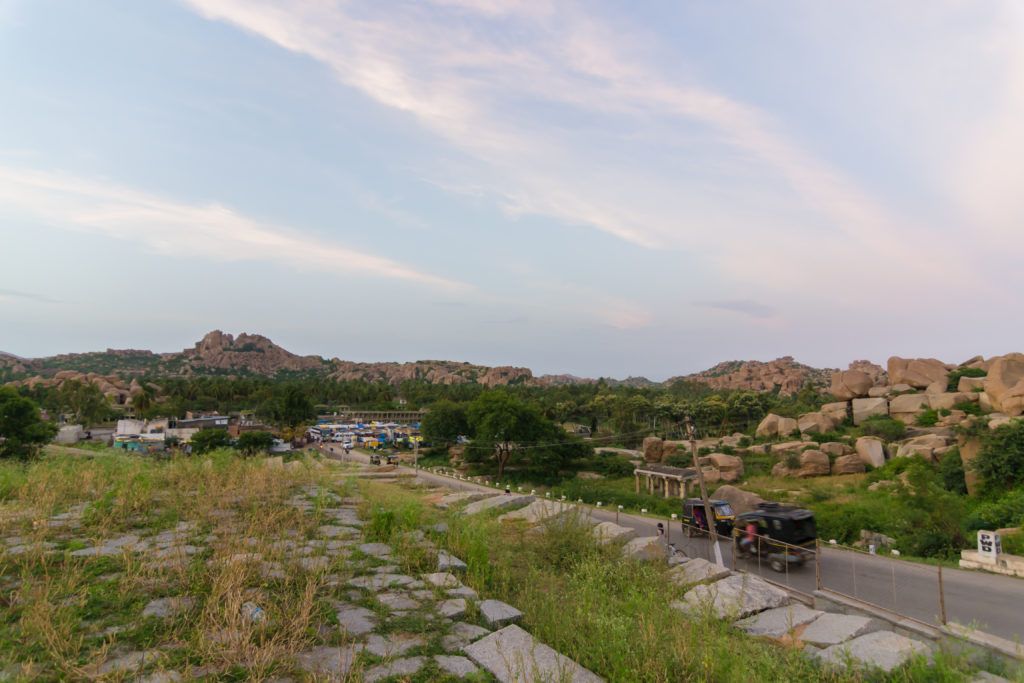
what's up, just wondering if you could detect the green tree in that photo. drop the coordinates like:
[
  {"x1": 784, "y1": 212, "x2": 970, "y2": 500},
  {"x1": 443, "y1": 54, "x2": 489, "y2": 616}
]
[
  {"x1": 190, "y1": 428, "x2": 231, "y2": 455},
  {"x1": 466, "y1": 391, "x2": 551, "y2": 479},
  {"x1": 236, "y1": 430, "x2": 275, "y2": 456},
  {"x1": 421, "y1": 400, "x2": 468, "y2": 446},
  {"x1": 58, "y1": 380, "x2": 111, "y2": 426},
  {"x1": 0, "y1": 388, "x2": 57, "y2": 460},
  {"x1": 259, "y1": 384, "x2": 316, "y2": 430},
  {"x1": 974, "y1": 421, "x2": 1024, "y2": 494}
]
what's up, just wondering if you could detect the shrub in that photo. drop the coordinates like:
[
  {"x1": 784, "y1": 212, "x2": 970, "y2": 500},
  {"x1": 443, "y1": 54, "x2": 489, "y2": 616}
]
[
  {"x1": 916, "y1": 409, "x2": 939, "y2": 427},
  {"x1": 966, "y1": 488, "x2": 1024, "y2": 531},
  {"x1": 663, "y1": 454, "x2": 691, "y2": 468},
  {"x1": 738, "y1": 436, "x2": 752, "y2": 448},
  {"x1": 783, "y1": 453, "x2": 800, "y2": 470},
  {"x1": 973, "y1": 421, "x2": 1024, "y2": 494},
  {"x1": 953, "y1": 400, "x2": 983, "y2": 416},
  {"x1": 938, "y1": 447, "x2": 967, "y2": 495},
  {"x1": 947, "y1": 367, "x2": 986, "y2": 392},
  {"x1": 858, "y1": 415, "x2": 906, "y2": 442}
]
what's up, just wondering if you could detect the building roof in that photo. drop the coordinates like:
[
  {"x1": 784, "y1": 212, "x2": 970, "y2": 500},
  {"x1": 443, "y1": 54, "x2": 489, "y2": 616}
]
[{"x1": 633, "y1": 463, "x2": 698, "y2": 479}]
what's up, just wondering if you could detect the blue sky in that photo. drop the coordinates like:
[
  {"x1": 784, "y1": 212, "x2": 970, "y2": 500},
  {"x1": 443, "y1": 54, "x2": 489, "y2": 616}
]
[{"x1": 2, "y1": 1, "x2": 1023, "y2": 379}]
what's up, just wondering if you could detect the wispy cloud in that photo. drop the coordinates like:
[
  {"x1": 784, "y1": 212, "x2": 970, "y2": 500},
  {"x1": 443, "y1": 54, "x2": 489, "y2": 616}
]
[
  {"x1": 0, "y1": 288, "x2": 60, "y2": 304},
  {"x1": 179, "y1": 0, "x2": 987, "y2": 308},
  {"x1": 0, "y1": 165, "x2": 466, "y2": 291},
  {"x1": 693, "y1": 299, "x2": 775, "y2": 319}
]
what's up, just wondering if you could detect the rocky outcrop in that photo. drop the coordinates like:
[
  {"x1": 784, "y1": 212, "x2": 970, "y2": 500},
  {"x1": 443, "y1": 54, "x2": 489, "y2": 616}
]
[
  {"x1": 797, "y1": 450, "x2": 831, "y2": 477},
  {"x1": 887, "y1": 357, "x2": 951, "y2": 390},
  {"x1": 710, "y1": 485, "x2": 764, "y2": 514},
  {"x1": 983, "y1": 353, "x2": 1024, "y2": 416},
  {"x1": 832, "y1": 454, "x2": 866, "y2": 475},
  {"x1": 755, "y1": 414, "x2": 798, "y2": 439},
  {"x1": 642, "y1": 436, "x2": 663, "y2": 464},
  {"x1": 185, "y1": 330, "x2": 326, "y2": 374},
  {"x1": 888, "y1": 393, "x2": 929, "y2": 424},
  {"x1": 703, "y1": 453, "x2": 743, "y2": 482},
  {"x1": 797, "y1": 412, "x2": 837, "y2": 435},
  {"x1": 852, "y1": 398, "x2": 888, "y2": 425},
  {"x1": 830, "y1": 370, "x2": 873, "y2": 400},
  {"x1": 670, "y1": 357, "x2": 834, "y2": 396},
  {"x1": 855, "y1": 437, "x2": 886, "y2": 468},
  {"x1": 895, "y1": 434, "x2": 950, "y2": 461}
]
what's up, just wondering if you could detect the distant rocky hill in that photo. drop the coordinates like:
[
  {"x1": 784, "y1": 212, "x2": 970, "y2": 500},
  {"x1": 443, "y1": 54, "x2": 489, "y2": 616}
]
[
  {"x1": 2, "y1": 330, "x2": 837, "y2": 396},
  {"x1": 666, "y1": 356, "x2": 836, "y2": 396}
]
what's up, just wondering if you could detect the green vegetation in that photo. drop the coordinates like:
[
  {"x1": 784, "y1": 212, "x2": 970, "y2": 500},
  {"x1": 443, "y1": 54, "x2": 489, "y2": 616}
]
[
  {"x1": 0, "y1": 386, "x2": 57, "y2": 460},
  {"x1": 236, "y1": 430, "x2": 275, "y2": 455},
  {"x1": 857, "y1": 415, "x2": 906, "y2": 442},
  {"x1": 189, "y1": 428, "x2": 232, "y2": 454},
  {"x1": 947, "y1": 367, "x2": 986, "y2": 392},
  {"x1": 973, "y1": 420, "x2": 1024, "y2": 494},
  {"x1": 915, "y1": 408, "x2": 939, "y2": 427}
]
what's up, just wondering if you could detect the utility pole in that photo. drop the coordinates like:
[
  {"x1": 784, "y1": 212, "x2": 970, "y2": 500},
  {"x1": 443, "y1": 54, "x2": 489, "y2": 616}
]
[
  {"x1": 687, "y1": 416, "x2": 724, "y2": 566},
  {"x1": 413, "y1": 436, "x2": 419, "y2": 477}
]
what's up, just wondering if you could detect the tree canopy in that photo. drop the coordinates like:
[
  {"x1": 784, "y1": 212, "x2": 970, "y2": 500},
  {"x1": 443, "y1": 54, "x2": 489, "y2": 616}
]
[
  {"x1": 190, "y1": 428, "x2": 231, "y2": 455},
  {"x1": 0, "y1": 388, "x2": 57, "y2": 460},
  {"x1": 420, "y1": 400, "x2": 468, "y2": 445},
  {"x1": 236, "y1": 430, "x2": 275, "y2": 456},
  {"x1": 974, "y1": 421, "x2": 1024, "y2": 494}
]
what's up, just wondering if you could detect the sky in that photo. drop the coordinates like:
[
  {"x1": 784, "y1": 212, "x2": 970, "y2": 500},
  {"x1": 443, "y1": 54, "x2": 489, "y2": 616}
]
[{"x1": 2, "y1": 1, "x2": 1023, "y2": 380}]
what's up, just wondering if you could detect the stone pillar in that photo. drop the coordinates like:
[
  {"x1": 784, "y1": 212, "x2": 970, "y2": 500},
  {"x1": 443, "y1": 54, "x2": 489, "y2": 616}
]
[
  {"x1": 664, "y1": 479, "x2": 671, "y2": 498},
  {"x1": 634, "y1": 473, "x2": 640, "y2": 494}
]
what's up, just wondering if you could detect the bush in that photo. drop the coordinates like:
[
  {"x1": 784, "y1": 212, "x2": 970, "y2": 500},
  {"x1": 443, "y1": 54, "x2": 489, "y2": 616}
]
[
  {"x1": 953, "y1": 400, "x2": 983, "y2": 416},
  {"x1": 916, "y1": 409, "x2": 939, "y2": 427},
  {"x1": 190, "y1": 428, "x2": 231, "y2": 455},
  {"x1": 938, "y1": 447, "x2": 967, "y2": 494},
  {"x1": 858, "y1": 416, "x2": 906, "y2": 442},
  {"x1": 947, "y1": 367, "x2": 986, "y2": 392},
  {"x1": 973, "y1": 421, "x2": 1024, "y2": 494},
  {"x1": 966, "y1": 488, "x2": 1024, "y2": 531}
]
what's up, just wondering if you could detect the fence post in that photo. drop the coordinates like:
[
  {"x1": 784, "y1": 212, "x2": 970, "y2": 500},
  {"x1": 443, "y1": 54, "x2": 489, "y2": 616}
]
[
  {"x1": 937, "y1": 565, "x2": 948, "y2": 625},
  {"x1": 851, "y1": 549, "x2": 858, "y2": 599},
  {"x1": 815, "y1": 538, "x2": 822, "y2": 590}
]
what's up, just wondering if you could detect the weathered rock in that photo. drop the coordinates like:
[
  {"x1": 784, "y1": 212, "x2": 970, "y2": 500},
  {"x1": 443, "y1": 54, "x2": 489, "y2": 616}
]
[
  {"x1": 422, "y1": 572, "x2": 463, "y2": 588},
  {"x1": 734, "y1": 603, "x2": 823, "y2": 638},
  {"x1": 852, "y1": 398, "x2": 889, "y2": 426},
  {"x1": 364, "y1": 657, "x2": 426, "y2": 683},
  {"x1": 365, "y1": 633, "x2": 427, "y2": 657},
  {"x1": 442, "y1": 622, "x2": 491, "y2": 652},
  {"x1": 819, "y1": 442, "x2": 852, "y2": 457},
  {"x1": 868, "y1": 386, "x2": 891, "y2": 398},
  {"x1": 592, "y1": 522, "x2": 636, "y2": 544},
  {"x1": 895, "y1": 434, "x2": 949, "y2": 461},
  {"x1": 463, "y1": 494, "x2": 535, "y2": 516},
  {"x1": 357, "y1": 542, "x2": 393, "y2": 559},
  {"x1": 377, "y1": 592, "x2": 420, "y2": 612},
  {"x1": 642, "y1": 436, "x2": 664, "y2": 463},
  {"x1": 800, "y1": 613, "x2": 882, "y2": 647},
  {"x1": 832, "y1": 454, "x2": 866, "y2": 475},
  {"x1": 668, "y1": 558, "x2": 730, "y2": 586},
  {"x1": 434, "y1": 655, "x2": 479, "y2": 678},
  {"x1": 815, "y1": 630, "x2": 931, "y2": 673},
  {"x1": 710, "y1": 485, "x2": 765, "y2": 514},
  {"x1": 479, "y1": 599, "x2": 523, "y2": 628},
  {"x1": 621, "y1": 536, "x2": 665, "y2": 562},
  {"x1": 889, "y1": 393, "x2": 930, "y2": 424},
  {"x1": 348, "y1": 573, "x2": 416, "y2": 591},
  {"x1": 929, "y1": 392, "x2": 970, "y2": 410},
  {"x1": 984, "y1": 354, "x2": 1024, "y2": 416},
  {"x1": 438, "y1": 598, "x2": 468, "y2": 619},
  {"x1": 438, "y1": 550, "x2": 468, "y2": 573},
  {"x1": 830, "y1": 370, "x2": 873, "y2": 400},
  {"x1": 436, "y1": 492, "x2": 494, "y2": 509},
  {"x1": 855, "y1": 437, "x2": 886, "y2": 468},
  {"x1": 888, "y1": 357, "x2": 950, "y2": 390},
  {"x1": 464, "y1": 625, "x2": 603, "y2": 683},
  {"x1": 498, "y1": 499, "x2": 574, "y2": 524},
  {"x1": 675, "y1": 574, "x2": 789, "y2": 619},
  {"x1": 821, "y1": 402, "x2": 849, "y2": 424},
  {"x1": 797, "y1": 450, "x2": 830, "y2": 478},
  {"x1": 705, "y1": 453, "x2": 743, "y2": 480},
  {"x1": 95, "y1": 650, "x2": 161, "y2": 676},
  {"x1": 335, "y1": 604, "x2": 377, "y2": 636},
  {"x1": 755, "y1": 414, "x2": 799, "y2": 439},
  {"x1": 958, "y1": 376, "x2": 986, "y2": 393}
]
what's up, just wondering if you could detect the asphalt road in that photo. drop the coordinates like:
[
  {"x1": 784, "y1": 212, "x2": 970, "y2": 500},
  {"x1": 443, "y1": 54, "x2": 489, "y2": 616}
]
[{"x1": 321, "y1": 445, "x2": 1024, "y2": 642}]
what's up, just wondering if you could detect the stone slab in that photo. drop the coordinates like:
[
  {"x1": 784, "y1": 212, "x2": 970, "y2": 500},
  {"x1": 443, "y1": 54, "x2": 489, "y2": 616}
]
[
  {"x1": 438, "y1": 550, "x2": 468, "y2": 573},
  {"x1": 464, "y1": 624, "x2": 603, "y2": 683},
  {"x1": 800, "y1": 612, "x2": 882, "y2": 647},
  {"x1": 676, "y1": 574, "x2": 789, "y2": 620},
  {"x1": 498, "y1": 499, "x2": 574, "y2": 524},
  {"x1": 434, "y1": 655, "x2": 479, "y2": 678},
  {"x1": 295, "y1": 644, "x2": 363, "y2": 679},
  {"x1": 815, "y1": 630, "x2": 931, "y2": 673},
  {"x1": 438, "y1": 598, "x2": 468, "y2": 619},
  {"x1": 437, "y1": 492, "x2": 494, "y2": 509},
  {"x1": 479, "y1": 599, "x2": 523, "y2": 628},
  {"x1": 621, "y1": 536, "x2": 665, "y2": 561},
  {"x1": 365, "y1": 633, "x2": 427, "y2": 657},
  {"x1": 422, "y1": 572, "x2": 463, "y2": 588},
  {"x1": 734, "y1": 603, "x2": 823, "y2": 638},
  {"x1": 141, "y1": 596, "x2": 195, "y2": 619},
  {"x1": 668, "y1": 558, "x2": 730, "y2": 587},
  {"x1": 364, "y1": 657, "x2": 426, "y2": 683},
  {"x1": 592, "y1": 522, "x2": 636, "y2": 545},
  {"x1": 335, "y1": 604, "x2": 377, "y2": 636},
  {"x1": 463, "y1": 494, "x2": 535, "y2": 516},
  {"x1": 442, "y1": 622, "x2": 491, "y2": 652}
]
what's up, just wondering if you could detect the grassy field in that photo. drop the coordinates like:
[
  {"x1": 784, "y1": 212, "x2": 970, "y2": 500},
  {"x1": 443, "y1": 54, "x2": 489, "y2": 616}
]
[{"x1": 0, "y1": 450, "x2": 1011, "y2": 682}]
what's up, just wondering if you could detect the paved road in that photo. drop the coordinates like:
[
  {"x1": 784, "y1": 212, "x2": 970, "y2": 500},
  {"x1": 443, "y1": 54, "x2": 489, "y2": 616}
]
[{"x1": 321, "y1": 445, "x2": 1024, "y2": 642}]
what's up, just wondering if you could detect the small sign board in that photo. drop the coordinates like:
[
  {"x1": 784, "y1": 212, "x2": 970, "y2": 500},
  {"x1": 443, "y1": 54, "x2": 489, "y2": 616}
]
[{"x1": 977, "y1": 530, "x2": 1002, "y2": 559}]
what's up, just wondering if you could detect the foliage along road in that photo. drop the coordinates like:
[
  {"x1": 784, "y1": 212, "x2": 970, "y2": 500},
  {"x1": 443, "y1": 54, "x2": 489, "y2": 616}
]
[{"x1": 321, "y1": 444, "x2": 1024, "y2": 644}]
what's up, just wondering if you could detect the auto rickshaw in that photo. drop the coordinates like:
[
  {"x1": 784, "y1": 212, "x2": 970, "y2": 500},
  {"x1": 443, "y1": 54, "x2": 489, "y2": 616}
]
[
  {"x1": 385, "y1": 454, "x2": 400, "y2": 465},
  {"x1": 681, "y1": 498, "x2": 735, "y2": 537},
  {"x1": 732, "y1": 502, "x2": 817, "y2": 572},
  {"x1": 369, "y1": 454, "x2": 382, "y2": 465}
]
